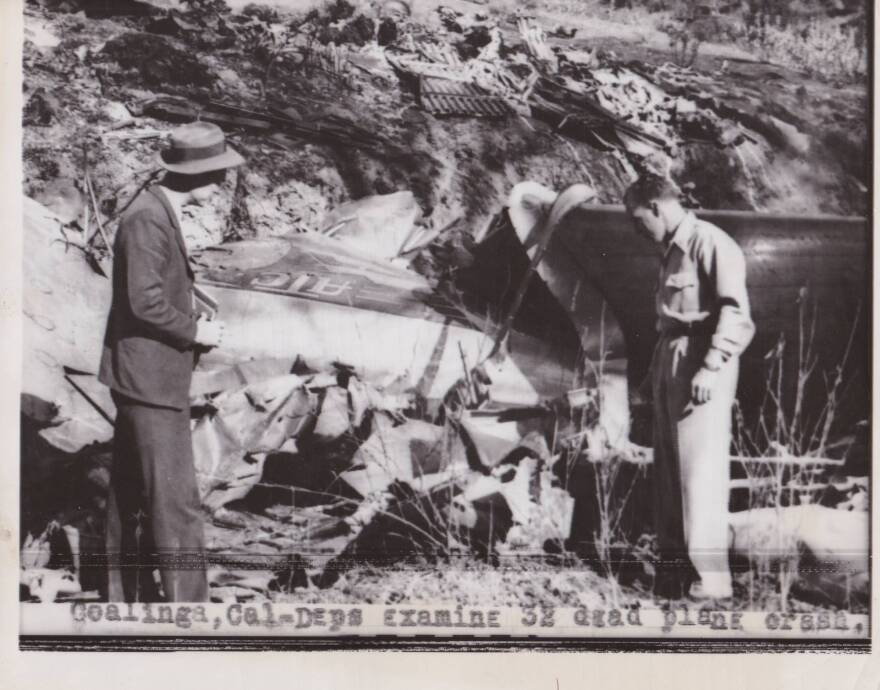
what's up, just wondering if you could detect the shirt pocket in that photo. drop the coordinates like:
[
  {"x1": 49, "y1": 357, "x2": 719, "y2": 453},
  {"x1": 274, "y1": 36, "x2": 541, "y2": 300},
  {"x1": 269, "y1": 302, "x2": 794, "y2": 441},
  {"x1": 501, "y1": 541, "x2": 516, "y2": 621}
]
[{"x1": 664, "y1": 271, "x2": 700, "y2": 312}]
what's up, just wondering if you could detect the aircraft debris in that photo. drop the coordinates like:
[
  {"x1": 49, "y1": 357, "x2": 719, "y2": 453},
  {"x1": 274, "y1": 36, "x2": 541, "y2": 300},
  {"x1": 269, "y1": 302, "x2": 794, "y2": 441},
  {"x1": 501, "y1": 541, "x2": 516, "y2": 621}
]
[
  {"x1": 140, "y1": 96, "x2": 385, "y2": 152},
  {"x1": 319, "y1": 191, "x2": 421, "y2": 260},
  {"x1": 19, "y1": 0, "x2": 869, "y2": 610},
  {"x1": 419, "y1": 76, "x2": 513, "y2": 118},
  {"x1": 21, "y1": 166, "x2": 868, "y2": 599}
]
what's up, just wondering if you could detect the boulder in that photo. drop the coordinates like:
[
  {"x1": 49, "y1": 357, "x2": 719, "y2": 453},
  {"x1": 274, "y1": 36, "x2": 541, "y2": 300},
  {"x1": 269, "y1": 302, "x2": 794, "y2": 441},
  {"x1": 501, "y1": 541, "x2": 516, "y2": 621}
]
[
  {"x1": 729, "y1": 505, "x2": 868, "y2": 608},
  {"x1": 100, "y1": 32, "x2": 215, "y2": 89},
  {"x1": 22, "y1": 197, "x2": 111, "y2": 434},
  {"x1": 767, "y1": 116, "x2": 811, "y2": 156},
  {"x1": 34, "y1": 178, "x2": 84, "y2": 225}
]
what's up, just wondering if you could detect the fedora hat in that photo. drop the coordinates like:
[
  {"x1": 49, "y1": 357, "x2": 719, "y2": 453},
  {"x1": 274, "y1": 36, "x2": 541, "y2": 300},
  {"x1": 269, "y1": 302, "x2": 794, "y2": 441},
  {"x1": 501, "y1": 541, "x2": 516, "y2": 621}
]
[{"x1": 157, "y1": 121, "x2": 245, "y2": 175}]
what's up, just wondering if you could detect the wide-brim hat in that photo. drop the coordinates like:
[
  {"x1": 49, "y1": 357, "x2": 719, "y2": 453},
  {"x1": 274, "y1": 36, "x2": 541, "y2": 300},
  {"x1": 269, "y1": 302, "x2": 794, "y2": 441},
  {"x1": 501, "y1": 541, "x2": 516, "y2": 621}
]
[{"x1": 157, "y1": 121, "x2": 245, "y2": 175}]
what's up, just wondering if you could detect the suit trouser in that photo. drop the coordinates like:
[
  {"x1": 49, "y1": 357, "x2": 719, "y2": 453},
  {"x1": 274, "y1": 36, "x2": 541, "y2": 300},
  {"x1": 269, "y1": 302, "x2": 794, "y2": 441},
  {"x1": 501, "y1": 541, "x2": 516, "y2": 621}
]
[
  {"x1": 652, "y1": 334, "x2": 737, "y2": 597},
  {"x1": 105, "y1": 393, "x2": 208, "y2": 602}
]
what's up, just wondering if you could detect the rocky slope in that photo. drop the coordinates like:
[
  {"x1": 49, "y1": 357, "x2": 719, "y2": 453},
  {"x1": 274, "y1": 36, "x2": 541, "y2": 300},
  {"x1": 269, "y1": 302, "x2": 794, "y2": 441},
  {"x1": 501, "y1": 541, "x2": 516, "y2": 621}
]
[{"x1": 23, "y1": 0, "x2": 868, "y2": 261}]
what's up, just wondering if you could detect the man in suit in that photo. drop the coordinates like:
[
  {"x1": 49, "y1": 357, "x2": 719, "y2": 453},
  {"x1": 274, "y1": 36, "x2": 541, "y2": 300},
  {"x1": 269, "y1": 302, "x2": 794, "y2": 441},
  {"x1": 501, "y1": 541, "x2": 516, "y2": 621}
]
[
  {"x1": 624, "y1": 174, "x2": 755, "y2": 601},
  {"x1": 99, "y1": 122, "x2": 244, "y2": 602}
]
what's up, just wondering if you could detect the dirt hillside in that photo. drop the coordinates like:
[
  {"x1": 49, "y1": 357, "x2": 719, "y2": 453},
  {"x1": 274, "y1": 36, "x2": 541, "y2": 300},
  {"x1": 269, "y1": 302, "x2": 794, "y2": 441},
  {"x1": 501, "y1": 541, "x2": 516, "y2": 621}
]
[{"x1": 23, "y1": 0, "x2": 868, "y2": 258}]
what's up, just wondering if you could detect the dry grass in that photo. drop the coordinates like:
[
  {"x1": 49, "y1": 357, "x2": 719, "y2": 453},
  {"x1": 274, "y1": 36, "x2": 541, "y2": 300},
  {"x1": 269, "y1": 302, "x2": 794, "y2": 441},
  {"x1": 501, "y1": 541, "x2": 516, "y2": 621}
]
[
  {"x1": 549, "y1": 302, "x2": 646, "y2": 606},
  {"x1": 732, "y1": 291, "x2": 862, "y2": 611},
  {"x1": 274, "y1": 558, "x2": 624, "y2": 607},
  {"x1": 733, "y1": 290, "x2": 861, "y2": 461}
]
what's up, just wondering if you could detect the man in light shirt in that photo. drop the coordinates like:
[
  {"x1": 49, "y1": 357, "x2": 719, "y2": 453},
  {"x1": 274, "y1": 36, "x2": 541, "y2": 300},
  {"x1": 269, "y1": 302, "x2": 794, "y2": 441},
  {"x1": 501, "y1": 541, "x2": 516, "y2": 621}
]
[{"x1": 624, "y1": 174, "x2": 755, "y2": 601}]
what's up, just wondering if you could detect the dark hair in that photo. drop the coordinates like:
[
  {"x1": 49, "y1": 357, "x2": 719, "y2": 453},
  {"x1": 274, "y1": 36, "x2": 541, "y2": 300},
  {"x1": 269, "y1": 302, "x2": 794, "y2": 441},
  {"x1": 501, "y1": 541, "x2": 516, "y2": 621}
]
[
  {"x1": 161, "y1": 169, "x2": 227, "y2": 193},
  {"x1": 623, "y1": 174, "x2": 681, "y2": 208}
]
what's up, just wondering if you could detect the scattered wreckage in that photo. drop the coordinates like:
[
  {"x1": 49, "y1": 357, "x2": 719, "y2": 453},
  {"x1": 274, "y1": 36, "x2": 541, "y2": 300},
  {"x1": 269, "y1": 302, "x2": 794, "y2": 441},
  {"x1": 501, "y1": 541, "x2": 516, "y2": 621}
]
[
  {"x1": 22, "y1": 175, "x2": 868, "y2": 606},
  {"x1": 490, "y1": 182, "x2": 870, "y2": 437},
  {"x1": 20, "y1": 0, "x2": 869, "y2": 607}
]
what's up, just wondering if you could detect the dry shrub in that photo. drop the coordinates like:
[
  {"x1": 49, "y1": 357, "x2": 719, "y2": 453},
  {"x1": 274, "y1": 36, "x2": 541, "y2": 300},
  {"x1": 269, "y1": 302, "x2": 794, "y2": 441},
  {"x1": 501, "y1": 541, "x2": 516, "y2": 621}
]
[
  {"x1": 748, "y1": 16, "x2": 866, "y2": 82},
  {"x1": 732, "y1": 288, "x2": 862, "y2": 610},
  {"x1": 734, "y1": 289, "x2": 861, "y2": 462},
  {"x1": 555, "y1": 302, "x2": 646, "y2": 604}
]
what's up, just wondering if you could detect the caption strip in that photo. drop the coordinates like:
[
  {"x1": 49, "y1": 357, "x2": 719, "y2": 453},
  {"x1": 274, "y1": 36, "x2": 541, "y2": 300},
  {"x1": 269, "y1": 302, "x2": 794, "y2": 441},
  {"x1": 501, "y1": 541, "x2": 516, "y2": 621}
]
[{"x1": 20, "y1": 603, "x2": 869, "y2": 638}]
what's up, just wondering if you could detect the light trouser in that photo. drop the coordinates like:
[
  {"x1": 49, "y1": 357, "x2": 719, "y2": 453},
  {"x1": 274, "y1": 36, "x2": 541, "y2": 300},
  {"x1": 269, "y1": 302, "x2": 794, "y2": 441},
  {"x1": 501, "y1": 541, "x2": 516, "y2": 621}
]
[
  {"x1": 105, "y1": 392, "x2": 208, "y2": 602},
  {"x1": 652, "y1": 334, "x2": 737, "y2": 598}
]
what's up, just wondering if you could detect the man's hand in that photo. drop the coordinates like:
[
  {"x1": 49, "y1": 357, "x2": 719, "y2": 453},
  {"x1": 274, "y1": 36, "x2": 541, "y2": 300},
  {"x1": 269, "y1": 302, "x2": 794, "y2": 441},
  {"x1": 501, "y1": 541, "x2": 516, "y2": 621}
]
[
  {"x1": 691, "y1": 367, "x2": 719, "y2": 404},
  {"x1": 194, "y1": 318, "x2": 226, "y2": 349}
]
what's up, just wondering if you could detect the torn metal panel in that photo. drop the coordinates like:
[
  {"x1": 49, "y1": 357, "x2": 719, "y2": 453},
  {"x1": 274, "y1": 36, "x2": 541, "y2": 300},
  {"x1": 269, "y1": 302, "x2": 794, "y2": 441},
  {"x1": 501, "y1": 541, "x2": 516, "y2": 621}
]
[
  {"x1": 458, "y1": 413, "x2": 525, "y2": 468},
  {"x1": 386, "y1": 51, "x2": 474, "y2": 81},
  {"x1": 340, "y1": 418, "x2": 469, "y2": 497},
  {"x1": 192, "y1": 230, "x2": 567, "y2": 405},
  {"x1": 192, "y1": 369, "x2": 419, "y2": 513},
  {"x1": 320, "y1": 191, "x2": 421, "y2": 260},
  {"x1": 530, "y1": 76, "x2": 670, "y2": 152},
  {"x1": 419, "y1": 76, "x2": 512, "y2": 118},
  {"x1": 192, "y1": 374, "x2": 317, "y2": 511},
  {"x1": 464, "y1": 182, "x2": 868, "y2": 447},
  {"x1": 190, "y1": 357, "x2": 298, "y2": 398}
]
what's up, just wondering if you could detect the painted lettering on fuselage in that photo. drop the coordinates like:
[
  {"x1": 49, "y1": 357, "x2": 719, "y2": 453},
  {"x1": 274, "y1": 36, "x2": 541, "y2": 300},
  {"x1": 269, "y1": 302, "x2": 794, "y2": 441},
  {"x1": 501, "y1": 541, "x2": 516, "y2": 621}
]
[
  {"x1": 250, "y1": 272, "x2": 356, "y2": 299},
  {"x1": 199, "y1": 268, "x2": 472, "y2": 327}
]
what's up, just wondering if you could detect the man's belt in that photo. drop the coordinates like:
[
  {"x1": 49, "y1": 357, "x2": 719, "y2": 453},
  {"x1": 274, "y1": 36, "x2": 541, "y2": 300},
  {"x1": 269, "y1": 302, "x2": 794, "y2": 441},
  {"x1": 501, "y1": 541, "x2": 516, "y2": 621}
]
[{"x1": 659, "y1": 321, "x2": 714, "y2": 338}]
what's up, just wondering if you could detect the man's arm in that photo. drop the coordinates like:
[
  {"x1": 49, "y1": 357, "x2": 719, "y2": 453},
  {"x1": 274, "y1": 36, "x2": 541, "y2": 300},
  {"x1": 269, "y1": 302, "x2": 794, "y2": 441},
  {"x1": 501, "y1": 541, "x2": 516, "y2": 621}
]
[
  {"x1": 120, "y1": 212, "x2": 198, "y2": 350},
  {"x1": 690, "y1": 227, "x2": 755, "y2": 404},
  {"x1": 698, "y1": 228, "x2": 756, "y2": 371}
]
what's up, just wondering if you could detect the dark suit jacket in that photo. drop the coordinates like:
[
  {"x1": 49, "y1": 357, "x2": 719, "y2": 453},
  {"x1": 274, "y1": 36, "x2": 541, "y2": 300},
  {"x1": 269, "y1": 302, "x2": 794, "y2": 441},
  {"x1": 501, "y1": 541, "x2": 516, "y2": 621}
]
[{"x1": 99, "y1": 186, "x2": 198, "y2": 410}]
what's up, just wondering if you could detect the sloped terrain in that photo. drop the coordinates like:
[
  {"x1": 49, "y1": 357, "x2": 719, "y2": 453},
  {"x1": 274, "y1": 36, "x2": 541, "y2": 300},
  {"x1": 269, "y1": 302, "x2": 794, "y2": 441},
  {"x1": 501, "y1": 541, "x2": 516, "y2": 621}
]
[
  {"x1": 23, "y1": 0, "x2": 868, "y2": 245},
  {"x1": 20, "y1": 0, "x2": 869, "y2": 612}
]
